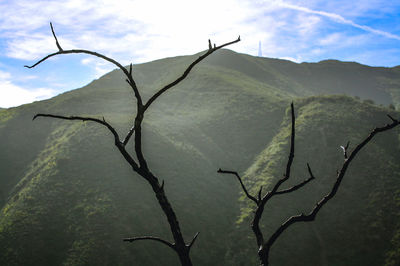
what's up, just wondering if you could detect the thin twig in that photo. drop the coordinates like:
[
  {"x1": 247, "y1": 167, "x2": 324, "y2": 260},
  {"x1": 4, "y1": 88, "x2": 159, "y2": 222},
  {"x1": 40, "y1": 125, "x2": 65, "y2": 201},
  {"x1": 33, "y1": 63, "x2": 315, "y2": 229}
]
[
  {"x1": 144, "y1": 36, "x2": 241, "y2": 111},
  {"x1": 25, "y1": 23, "x2": 143, "y2": 106},
  {"x1": 387, "y1": 114, "x2": 398, "y2": 123},
  {"x1": 273, "y1": 102, "x2": 295, "y2": 191},
  {"x1": 123, "y1": 236, "x2": 176, "y2": 250},
  {"x1": 33, "y1": 113, "x2": 119, "y2": 142},
  {"x1": 218, "y1": 168, "x2": 258, "y2": 204},
  {"x1": 264, "y1": 115, "x2": 400, "y2": 251},
  {"x1": 122, "y1": 125, "x2": 135, "y2": 146},
  {"x1": 250, "y1": 103, "x2": 297, "y2": 247},
  {"x1": 275, "y1": 163, "x2": 315, "y2": 194},
  {"x1": 187, "y1": 232, "x2": 200, "y2": 250},
  {"x1": 50, "y1": 22, "x2": 63, "y2": 51},
  {"x1": 32, "y1": 113, "x2": 140, "y2": 171},
  {"x1": 340, "y1": 141, "x2": 350, "y2": 159}
]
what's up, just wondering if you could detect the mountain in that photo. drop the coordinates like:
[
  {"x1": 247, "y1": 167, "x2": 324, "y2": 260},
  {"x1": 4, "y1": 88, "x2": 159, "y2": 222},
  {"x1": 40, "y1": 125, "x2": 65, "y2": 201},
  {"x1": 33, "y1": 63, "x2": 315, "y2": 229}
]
[{"x1": 0, "y1": 50, "x2": 399, "y2": 265}]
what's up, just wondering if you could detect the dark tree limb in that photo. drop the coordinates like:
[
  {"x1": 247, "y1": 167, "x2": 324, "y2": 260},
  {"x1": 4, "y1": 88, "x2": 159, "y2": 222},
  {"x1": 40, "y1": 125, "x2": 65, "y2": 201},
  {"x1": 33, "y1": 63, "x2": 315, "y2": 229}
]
[
  {"x1": 264, "y1": 115, "x2": 400, "y2": 255},
  {"x1": 25, "y1": 23, "x2": 143, "y2": 107},
  {"x1": 340, "y1": 141, "x2": 350, "y2": 159},
  {"x1": 32, "y1": 113, "x2": 141, "y2": 172},
  {"x1": 143, "y1": 36, "x2": 241, "y2": 111},
  {"x1": 187, "y1": 232, "x2": 200, "y2": 250},
  {"x1": 33, "y1": 113, "x2": 121, "y2": 144},
  {"x1": 271, "y1": 102, "x2": 296, "y2": 192},
  {"x1": 218, "y1": 168, "x2": 258, "y2": 205},
  {"x1": 50, "y1": 22, "x2": 63, "y2": 51},
  {"x1": 257, "y1": 186, "x2": 263, "y2": 202},
  {"x1": 123, "y1": 236, "x2": 176, "y2": 250},
  {"x1": 275, "y1": 163, "x2": 315, "y2": 195},
  {"x1": 29, "y1": 22, "x2": 240, "y2": 266},
  {"x1": 250, "y1": 103, "x2": 297, "y2": 250},
  {"x1": 387, "y1": 114, "x2": 397, "y2": 123},
  {"x1": 122, "y1": 125, "x2": 135, "y2": 146},
  {"x1": 218, "y1": 102, "x2": 400, "y2": 266}
]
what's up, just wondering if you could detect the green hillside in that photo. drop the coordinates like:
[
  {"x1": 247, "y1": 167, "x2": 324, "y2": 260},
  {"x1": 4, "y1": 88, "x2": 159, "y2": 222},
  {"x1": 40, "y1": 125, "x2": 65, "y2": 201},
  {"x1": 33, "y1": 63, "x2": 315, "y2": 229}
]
[
  {"x1": 0, "y1": 50, "x2": 399, "y2": 265},
  {"x1": 228, "y1": 96, "x2": 400, "y2": 266}
]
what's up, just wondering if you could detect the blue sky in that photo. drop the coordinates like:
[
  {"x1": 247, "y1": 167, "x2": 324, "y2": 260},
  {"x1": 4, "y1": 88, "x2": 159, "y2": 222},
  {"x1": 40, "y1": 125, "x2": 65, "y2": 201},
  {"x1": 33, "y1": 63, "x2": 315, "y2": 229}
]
[{"x1": 0, "y1": 0, "x2": 399, "y2": 108}]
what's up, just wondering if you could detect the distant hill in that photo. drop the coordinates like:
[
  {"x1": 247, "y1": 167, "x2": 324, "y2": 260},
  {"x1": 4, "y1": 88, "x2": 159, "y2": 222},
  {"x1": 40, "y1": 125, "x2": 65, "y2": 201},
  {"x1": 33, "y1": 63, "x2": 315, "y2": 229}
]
[{"x1": 0, "y1": 50, "x2": 399, "y2": 265}]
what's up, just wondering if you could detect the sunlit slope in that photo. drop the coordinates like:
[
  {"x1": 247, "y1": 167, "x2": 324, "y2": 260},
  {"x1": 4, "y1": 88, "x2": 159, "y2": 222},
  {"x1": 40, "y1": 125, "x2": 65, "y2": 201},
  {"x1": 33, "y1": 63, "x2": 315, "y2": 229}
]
[
  {"x1": 0, "y1": 50, "x2": 399, "y2": 265},
  {"x1": 204, "y1": 50, "x2": 400, "y2": 107},
  {"x1": 0, "y1": 51, "x2": 286, "y2": 265},
  {"x1": 229, "y1": 96, "x2": 400, "y2": 266}
]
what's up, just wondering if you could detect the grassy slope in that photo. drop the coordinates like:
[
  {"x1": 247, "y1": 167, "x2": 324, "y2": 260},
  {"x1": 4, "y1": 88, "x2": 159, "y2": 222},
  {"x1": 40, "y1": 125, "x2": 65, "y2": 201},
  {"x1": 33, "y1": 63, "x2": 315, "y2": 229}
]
[
  {"x1": 231, "y1": 96, "x2": 400, "y2": 265},
  {"x1": 205, "y1": 50, "x2": 400, "y2": 107},
  {"x1": 0, "y1": 50, "x2": 399, "y2": 265},
  {"x1": 0, "y1": 52, "x2": 286, "y2": 265}
]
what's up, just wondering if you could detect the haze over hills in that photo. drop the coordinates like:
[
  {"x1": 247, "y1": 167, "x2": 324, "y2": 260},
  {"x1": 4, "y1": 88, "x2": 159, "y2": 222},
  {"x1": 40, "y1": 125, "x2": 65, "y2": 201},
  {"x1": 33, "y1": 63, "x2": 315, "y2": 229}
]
[{"x1": 0, "y1": 50, "x2": 399, "y2": 265}]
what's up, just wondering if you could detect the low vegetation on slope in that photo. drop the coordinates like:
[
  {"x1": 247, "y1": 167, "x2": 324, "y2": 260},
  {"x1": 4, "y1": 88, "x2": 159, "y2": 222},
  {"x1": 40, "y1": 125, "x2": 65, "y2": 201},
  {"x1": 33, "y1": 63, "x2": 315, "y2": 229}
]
[{"x1": 0, "y1": 50, "x2": 399, "y2": 265}]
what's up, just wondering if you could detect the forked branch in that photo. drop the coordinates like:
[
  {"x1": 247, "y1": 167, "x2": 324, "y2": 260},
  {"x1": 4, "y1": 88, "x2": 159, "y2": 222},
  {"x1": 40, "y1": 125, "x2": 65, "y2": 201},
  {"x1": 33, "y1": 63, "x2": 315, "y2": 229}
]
[
  {"x1": 218, "y1": 103, "x2": 400, "y2": 265},
  {"x1": 122, "y1": 125, "x2": 135, "y2": 146},
  {"x1": 187, "y1": 232, "x2": 200, "y2": 250},
  {"x1": 270, "y1": 102, "x2": 296, "y2": 193},
  {"x1": 143, "y1": 36, "x2": 241, "y2": 111},
  {"x1": 123, "y1": 236, "x2": 176, "y2": 250},
  {"x1": 265, "y1": 115, "x2": 400, "y2": 252},
  {"x1": 25, "y1": 23, "x2": 142, "y2": 106},
  {"x1": 218, "y1": 169, "x2": 258, "y2": 204},
  {"x1": 275, "y1": 163, "x2": 315, "y2": 195},
  {"x1": 33, "y1": 113, "x2": 120, "y2": 144},
  {"x1": 29, "y1": 22, "x2": 240, "y2": 266},
  {"x1": 50, "y1": 22, "x2": 63, "y2": 51}
]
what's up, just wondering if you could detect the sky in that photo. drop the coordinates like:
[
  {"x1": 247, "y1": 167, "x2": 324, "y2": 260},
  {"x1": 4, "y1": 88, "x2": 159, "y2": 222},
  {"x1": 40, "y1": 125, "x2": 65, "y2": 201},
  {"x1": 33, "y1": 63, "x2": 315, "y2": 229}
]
[{"x1": 0, "y1": 0, "x2": 399, "y2": 108}]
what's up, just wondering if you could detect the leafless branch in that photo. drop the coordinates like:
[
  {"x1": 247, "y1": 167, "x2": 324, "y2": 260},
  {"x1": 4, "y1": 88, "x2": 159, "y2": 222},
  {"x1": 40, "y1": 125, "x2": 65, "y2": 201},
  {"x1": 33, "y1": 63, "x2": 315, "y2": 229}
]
[
  {"x1": 340, "y1": 141, "x2": 350, "y2": 159},
  {"x1": 24, "y1": 23, "x2": 142, "y2": 106},
  {"x1": 123, "y1": 236, "x2": 176, "y2": 250},
  {"x1": 143, "y1": 36, "x2": 241, "y2": 111},
  {"x1": 187, "y1": 232, "x2": 200, "y2": 250},
  {"x1": 257, "y1": 186, "x2": 263, "y2": 202},
  {"x1": 29, "y1": 23, "x2": 241, "y2": 266},
  {"x1": 218, "y1": 168, "x2": 258, "y2": 205},
  {"x1": 275, "y1": 163, "x2": 315, "y2": 195},
  {"x1": 50, "y1": 22, "x2": 63, "y2": 51},
  {"x1": 122, "y1": 125, "x2": 135, "y2": 146},
  {"x1": 387, "y1": 114, "x2": 398, "y2": 123},
  {"x1": 218, "y1": 102, "x2": 400, "y2": 265},
  {"x1": 33, "y1": 113, "x2": 120, "y2": 143},
  {"x1": 159, "y1": 180, "x2": 165, "y2": 192},
  {"x1": 263, "y1": 114, "x2": 400, "y2": 261},
  {"x1": 272, "y1": 102, "x2": 295, "y2": 192},
  {"x1": 32, "y1": 113, "x2": 140, "y2": 171}
]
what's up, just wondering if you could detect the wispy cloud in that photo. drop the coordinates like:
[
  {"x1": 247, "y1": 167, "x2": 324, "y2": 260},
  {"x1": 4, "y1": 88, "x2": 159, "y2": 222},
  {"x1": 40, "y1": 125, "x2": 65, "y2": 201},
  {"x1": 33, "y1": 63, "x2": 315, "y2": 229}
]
[
  {"x1": 269, "y1": 0, "x2": 400, "y2": 40},
  {"x1": 0, "y1": 70, "x2": 57, "y2": 108},
  {"x1": 0, "y1": 0, "x2": 259, "y2": 64},
  {"x1": 81, "y1": 57, "x2": 114, "y2": 77},
  {"x1": 0, "y1": 0, "x2": 399, "y2": 107}
]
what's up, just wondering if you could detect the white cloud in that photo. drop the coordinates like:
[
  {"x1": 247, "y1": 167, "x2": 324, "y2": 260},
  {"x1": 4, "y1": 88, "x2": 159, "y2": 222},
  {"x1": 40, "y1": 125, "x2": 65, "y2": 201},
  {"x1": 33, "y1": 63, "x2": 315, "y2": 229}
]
[
  {"x1": 296, "y1": 15, "x2": 321, "y2": 37},
  {"x1": 278, "y1": 56, "x2": 302, "y2": 63},
  {"x1": 1, "y1": 0, "x2": 399, "y2": 66},
  {"x1": 0, "y1": 0, "x2": 262, "y2": 63},
  {"x1": 0, "y1": 0, "x2": 398, "y2": 108},
  {"x1": 81, "y1": 57, "x2": 115, "y2": 77},
  {"x1": 0, "y1": 71, "x2": 11, "y2": 80},
  {"x1": 268, "y1": 0, "x2": 400, "y2": 40},
  {"x1": 318, "y1": 32, "x2": 368, "y2": 48},
  {"x1": 0, "y1": 70, "x2": 57, "y2": 108}
]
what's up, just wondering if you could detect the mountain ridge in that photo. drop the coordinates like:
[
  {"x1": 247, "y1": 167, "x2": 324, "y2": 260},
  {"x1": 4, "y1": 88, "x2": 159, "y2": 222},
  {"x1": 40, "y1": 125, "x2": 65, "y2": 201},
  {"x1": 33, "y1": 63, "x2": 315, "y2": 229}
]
[{"x1": 0, "y1": 49, "x2": 400, "y2": 265}]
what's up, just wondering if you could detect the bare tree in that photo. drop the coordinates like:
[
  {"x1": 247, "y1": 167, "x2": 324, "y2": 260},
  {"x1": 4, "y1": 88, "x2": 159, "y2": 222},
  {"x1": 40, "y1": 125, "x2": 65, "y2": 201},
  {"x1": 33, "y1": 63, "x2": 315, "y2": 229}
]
[
  {"x1": 218, "y1": 103, "x2": 400, "y2": 266},
  {"x1": 27, "y1": 22, "x2": 240, "y2": 266}
]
